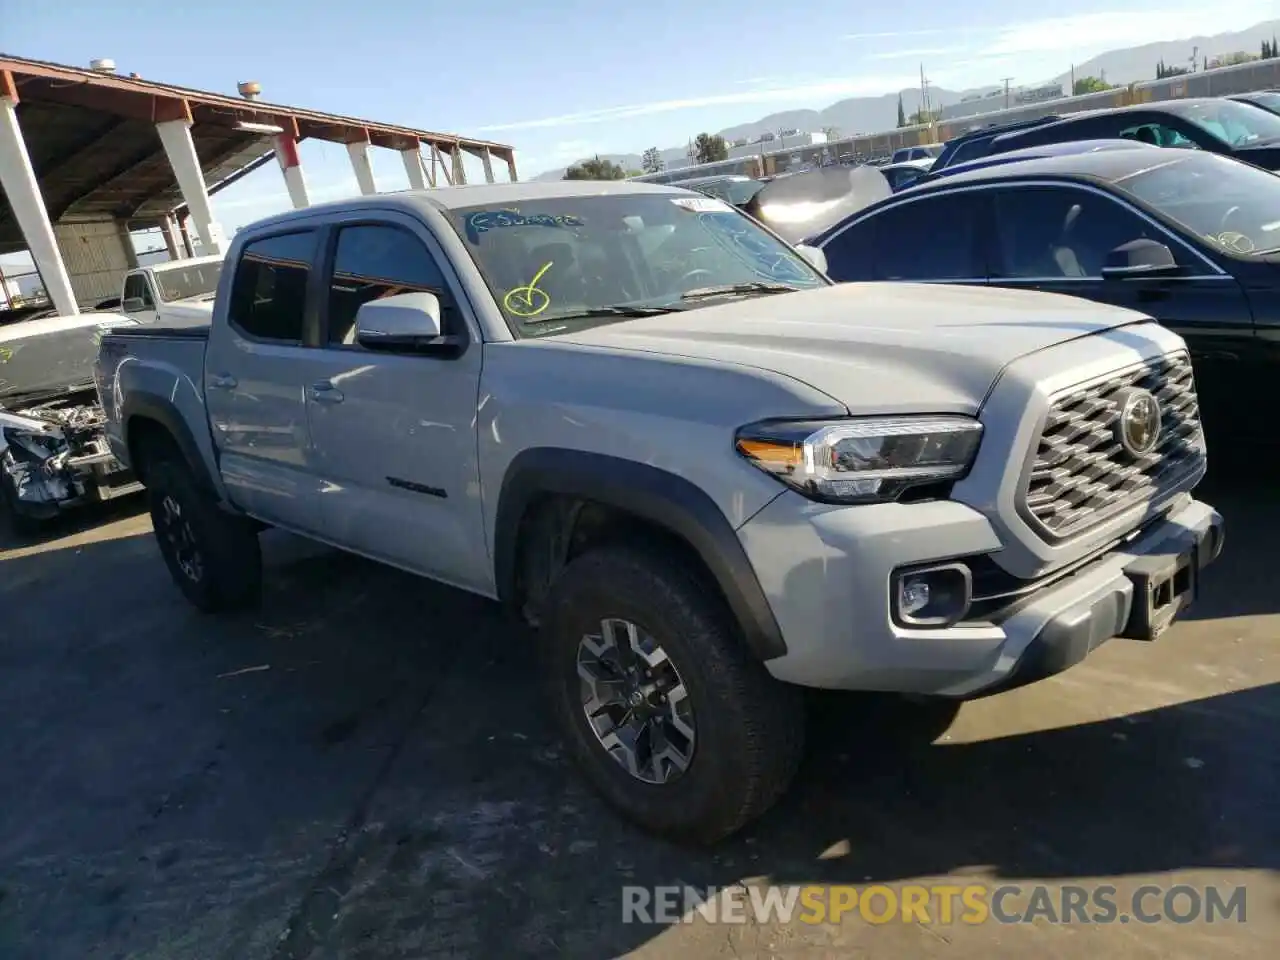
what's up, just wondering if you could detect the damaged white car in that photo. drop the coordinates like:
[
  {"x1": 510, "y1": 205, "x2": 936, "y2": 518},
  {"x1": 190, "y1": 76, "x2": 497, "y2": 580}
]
[{"x1": 0, "y1": 312, "x2": 144, "y2": 534}]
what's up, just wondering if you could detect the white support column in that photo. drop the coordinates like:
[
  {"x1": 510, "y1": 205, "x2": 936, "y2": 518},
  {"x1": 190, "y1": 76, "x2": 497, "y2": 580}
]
[
  {"x1": 160, "y1": 215, "x2": 183, "y2": 260},
  {"x1": 481, "y1": 148, "x2": 495, "y2": 184},
  {"x1": 0, "y1": 96, "x2": 79, "y2": 316},
  {"x1": 156, "y1": 118, "x2": 224, "y2": 255},
  {"x1": 347, "y1": 140, "x2": 377, "y2": 195},
  {"x1": 401, "y1": 146, "x2": 429, "y2": 191},
  {"x1": 273, "y1": 134, "x2": 311, "y2": 209},
  {"x1": 451, "y1": 145, "x2": 467, "y2": 185}
]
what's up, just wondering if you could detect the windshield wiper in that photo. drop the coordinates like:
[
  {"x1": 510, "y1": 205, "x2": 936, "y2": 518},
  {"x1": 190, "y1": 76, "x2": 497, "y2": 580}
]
[
  {"x1": 680, "y1": 281, "x2": 801, "y2": 301},
  {"x1": 523, "y1": 305, "x2": 683, "y2": 325}
]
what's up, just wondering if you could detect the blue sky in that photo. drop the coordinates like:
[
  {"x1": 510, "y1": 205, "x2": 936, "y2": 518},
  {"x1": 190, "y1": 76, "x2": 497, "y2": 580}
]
[{"x1": 2, "y1": 0, "x2": 1277, "y2": 267}]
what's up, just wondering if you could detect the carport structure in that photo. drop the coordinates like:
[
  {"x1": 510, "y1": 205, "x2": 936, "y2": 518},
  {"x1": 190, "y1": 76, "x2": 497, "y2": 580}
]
[{"x1": 0, "y1": 55, "x2": 517, "y2": 317}]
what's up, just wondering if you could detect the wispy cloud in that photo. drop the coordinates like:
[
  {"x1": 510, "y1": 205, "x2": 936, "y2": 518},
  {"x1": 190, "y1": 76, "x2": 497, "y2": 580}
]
[
  {"x1": 843, "y1": 28, "x2": 952, "y2": 40},
  {"x1": 867, "y1": 46, "x2": 969, "y2": 61},
  {"x1": 477, "y1": 75, "x2": 916, "y2": 133}
]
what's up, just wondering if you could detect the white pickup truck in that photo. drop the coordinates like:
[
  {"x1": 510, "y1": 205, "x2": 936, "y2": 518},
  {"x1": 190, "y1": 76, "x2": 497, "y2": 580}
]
[
  {"x1": 119, "y1": 255, "x2": 222, "y2": 328},
  {"x1": 96, "y1": 181, "x2": 1223, "y2": 843}
]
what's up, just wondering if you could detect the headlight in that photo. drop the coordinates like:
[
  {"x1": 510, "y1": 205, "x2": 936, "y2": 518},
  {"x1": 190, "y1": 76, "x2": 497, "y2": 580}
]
[{"x1": 734, "y1": 415, "x2": 983, "y2": 504}]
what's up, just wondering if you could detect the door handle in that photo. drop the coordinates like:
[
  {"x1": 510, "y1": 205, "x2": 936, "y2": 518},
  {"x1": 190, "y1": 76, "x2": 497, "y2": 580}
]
[
  {"x1": 311, "y1": 380, "x2": 345, "y2": 404},
  {"x1": 209, "y1": 373, "x2": 237, "y2": 390}
]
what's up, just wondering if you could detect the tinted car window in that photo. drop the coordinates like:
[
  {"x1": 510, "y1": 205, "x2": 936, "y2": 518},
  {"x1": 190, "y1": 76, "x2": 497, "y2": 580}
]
[
  {"x1": 991, "y1": 186, "x2": 1170, "y2": 279},
  {"x1": 326, "y1": 224, "x2": 461, "y2": 346},
  {"x1": 227, "y1": 231, "x2": 317, "y2": 343},
  {"x1": 861, "y1": 193, "x2": 986, "y2": 280},
  {"x1": 820, "y1": 219, "x2": 876, "y2": 282}
]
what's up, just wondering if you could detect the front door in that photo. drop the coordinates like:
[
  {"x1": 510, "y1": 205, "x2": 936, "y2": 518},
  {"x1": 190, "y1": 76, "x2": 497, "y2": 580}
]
[
  {"x1": 203, "y1": 228, "x2": 327, "y2": 534},
  {"x1": 986, "y1": 184, "x2": 1255, "y2": 359},
  {"x1": 304, "y1": 215, "x2": 491, "y2": 595}
]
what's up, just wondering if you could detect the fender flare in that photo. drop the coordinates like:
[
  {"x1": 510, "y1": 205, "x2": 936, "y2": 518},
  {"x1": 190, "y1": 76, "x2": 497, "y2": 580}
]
[
  {"x1": 120, "y1": 391, "x2": 218, "y2": 495},
  {"x1": 494, "y1": 448, "x2": 787, "y2": 661}
]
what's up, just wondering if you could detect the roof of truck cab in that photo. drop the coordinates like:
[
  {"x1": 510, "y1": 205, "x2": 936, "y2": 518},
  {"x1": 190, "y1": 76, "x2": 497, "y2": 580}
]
[{"x1": 237, "y1": 180, "x2": 695, "y2": 234}]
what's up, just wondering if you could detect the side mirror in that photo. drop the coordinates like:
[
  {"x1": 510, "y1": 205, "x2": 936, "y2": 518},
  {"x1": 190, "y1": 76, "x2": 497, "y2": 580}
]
[
  {"x1": 122, "y1": 297, "x2": 147, "y2": 313},
  {"x1": 1101, "y1": 239, "x2": 1181, "y2": 279},
  {"x1": 355, "y1": 291, "x2": 456, "y2": 351},
  {"x1": 794, "y1": 244, "x2": 828, "y2": 274}
]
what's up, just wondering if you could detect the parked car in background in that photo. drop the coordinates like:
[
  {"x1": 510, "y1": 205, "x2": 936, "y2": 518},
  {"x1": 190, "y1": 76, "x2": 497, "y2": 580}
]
[
  {"x1": 120, "y1": 255, "x2": 223, "y2": 328},
  {"x1": 1, "y1": 311, "x2": 143, "y2": 533},
  {"x1": 1228, "y1": 90, "x2": 1280, "y2": 116},
  {"x1": 931, "y1": 116, "x2": 1068, "y2": 171},
  {"x1": 96, "y1": 180, "x2": 1222, "y2": 843},
  {"x1": 669, "y1": 174, "x2": 767, "y2": 209},
  {"x1": 890, "y1": 143, "x2": 942, "y2": 164},
  {"x1": 877, "y1": 157, "x2": 935, "y2": 191},
  {"x1": 915, "y1": 139, "x2": 1158, "y2": 185},
  {"x1": 977, "y1": 99, "x2": 1280, "y2": 171},
  {"x1": 807, "y1": 148, "x2": 1280, "y2": 443}
]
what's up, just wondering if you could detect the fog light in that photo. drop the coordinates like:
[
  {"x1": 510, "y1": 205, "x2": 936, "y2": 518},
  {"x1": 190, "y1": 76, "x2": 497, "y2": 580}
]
[
  {"x1": 893, "y1": 563, "x2": 972, "y2": 627},
  {"x1": 900, "y1": 577, "x2": 932, "y2": 616}
]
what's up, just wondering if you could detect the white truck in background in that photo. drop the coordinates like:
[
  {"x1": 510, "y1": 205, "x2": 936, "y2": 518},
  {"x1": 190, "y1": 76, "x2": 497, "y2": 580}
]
[{"x1": 119, "y1": 255, "x2": 222, "y2": 328}]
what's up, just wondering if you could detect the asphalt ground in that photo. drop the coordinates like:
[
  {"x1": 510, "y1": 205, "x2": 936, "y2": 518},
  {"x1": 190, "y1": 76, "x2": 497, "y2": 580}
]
[{"x1": 0, "y1": 458, "x2": 1276, "y2": 959}]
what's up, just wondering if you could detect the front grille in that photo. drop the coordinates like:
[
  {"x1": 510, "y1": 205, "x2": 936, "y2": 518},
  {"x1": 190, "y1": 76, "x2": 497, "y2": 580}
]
[{"x1": 1022, "y1": 351, "x2": 1202, "y2": 539}]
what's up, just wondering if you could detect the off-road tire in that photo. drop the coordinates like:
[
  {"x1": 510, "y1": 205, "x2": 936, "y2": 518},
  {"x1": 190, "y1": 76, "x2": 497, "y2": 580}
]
[
  {"x1": 145, "y1": 457, "x2": 262, "y2": 613},
  {"x1": 541, "y1": 544, "x2": 806, "y2": 845}
]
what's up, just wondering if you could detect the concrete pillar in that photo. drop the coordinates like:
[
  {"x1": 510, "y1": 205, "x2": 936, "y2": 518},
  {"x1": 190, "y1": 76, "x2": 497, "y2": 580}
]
[
  {"x1": 155, "y1": 118, "x2": 223, "y2": 255},
  {"x1": 401, "y1": 146, "x2": 429, "y2": 190},
  {"x1": 429, "y1": 145, "x2": 450, "y2": 185},
  {"x1": 273, "y1": 134, "x2": 311, "y2": 209},
  {"x1": 451, "y1": 145, "x2": 467, "y2": 186},
  {"x1": 116, "y1": 220, "x2": 140, "y2": 269},
  {"x1": 160, "y1": 215, "x2": 183, "y2": 260},
  {"x1": 0, "y1": 96, "x2": 79, "y2": 316},
  {"x1": 481, "y1": 148, "x2": 496, "y2": 184},
  {"x1": 506, "y1": 153, "x2": 519, "y2": 183},
  {"x1": 178, "y1": 218, "x2": 195, "y2": 259},
  {"x1": 347, "y1": 140, "x2": 377, "y2": 195}
]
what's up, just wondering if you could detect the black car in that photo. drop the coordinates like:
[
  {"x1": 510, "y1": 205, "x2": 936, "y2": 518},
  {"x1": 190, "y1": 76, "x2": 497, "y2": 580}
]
[
  {"x1": 977, "y1": 98, "x2": 1280, "y2": 171},
  {"x1": 931, "y1": 115, "x2": 1067, "y2": 171},
  {"x1": 807, "y1": 149, "x2": 1280, "y2": 442}
]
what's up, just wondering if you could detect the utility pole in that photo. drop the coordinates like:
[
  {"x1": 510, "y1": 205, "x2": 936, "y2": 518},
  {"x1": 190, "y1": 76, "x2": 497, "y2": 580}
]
[
  {"x1": 1001, "y1": 77, "x2": 1013, "y2": 109},
  {"x1": 1070, "y1": 64, "x2": 1076, "y2": 95}
]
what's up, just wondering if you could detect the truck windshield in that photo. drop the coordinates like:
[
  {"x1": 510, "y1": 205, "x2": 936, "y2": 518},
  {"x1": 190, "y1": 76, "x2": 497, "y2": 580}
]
[
  {"x1": 153, "y1": 262, "x2": 222, "y2": 302},
  {"x1": 447, "y1": 193, "x2": 826, "y2": 336},
  {"x1": 1167, "y1": 99, "x2": 1280, "y2": 147},
  {"x1": 1112, "y1": 152, "x2": 1280, "y2": 255}
]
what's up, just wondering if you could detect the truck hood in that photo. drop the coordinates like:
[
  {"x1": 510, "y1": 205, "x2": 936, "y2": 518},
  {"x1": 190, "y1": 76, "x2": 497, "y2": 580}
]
[
  {"x1": 553, "y1": 283, "x2": 1153, "y2": 414},
  {"x1": 0, "y1": 312, "x2": 138, "y2": 402}
]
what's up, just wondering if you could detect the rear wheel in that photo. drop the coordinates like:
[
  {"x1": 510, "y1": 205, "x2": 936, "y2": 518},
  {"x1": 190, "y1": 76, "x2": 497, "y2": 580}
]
[
  {"x1": 145, "y1": 457, "x2": 262, "y2": 612},
  {"x1": 540, "y1": 544, "x2": 805, "y2": 844}
]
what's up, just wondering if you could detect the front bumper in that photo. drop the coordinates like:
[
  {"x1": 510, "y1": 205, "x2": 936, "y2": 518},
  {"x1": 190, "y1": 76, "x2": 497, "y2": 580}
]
[{"x1": 737, "y1": 492, "x2": 1223, "y2": 697}]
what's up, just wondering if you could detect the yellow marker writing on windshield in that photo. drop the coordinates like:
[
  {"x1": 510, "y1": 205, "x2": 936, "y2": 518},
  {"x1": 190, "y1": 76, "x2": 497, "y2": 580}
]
[
  {"x1": 503, "y1": 260, "x2": 554, "y2": 318},
  {"x1": 0, "y1": 347, "x2": 12, "y2": 363}
]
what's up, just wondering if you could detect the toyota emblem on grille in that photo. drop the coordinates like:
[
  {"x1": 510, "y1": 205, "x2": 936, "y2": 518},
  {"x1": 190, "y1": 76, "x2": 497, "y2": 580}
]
[{"x1": 1115, "y1": 387, "x2": 1162, "y2": 457}]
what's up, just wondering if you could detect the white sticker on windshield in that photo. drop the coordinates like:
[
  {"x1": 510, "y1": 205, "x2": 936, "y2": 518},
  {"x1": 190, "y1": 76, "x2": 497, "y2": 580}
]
[{"x1": 670, "y1": 196, "x2": 732, "y2": 213}]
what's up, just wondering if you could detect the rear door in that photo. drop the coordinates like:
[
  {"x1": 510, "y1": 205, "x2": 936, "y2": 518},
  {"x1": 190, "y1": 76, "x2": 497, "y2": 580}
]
[
  {"x1": 203, "y1": 228, "x2": 327, "y2": 534},
  {"x1": 985, "y1": 183, "x2": 1254, "y2": 358},
  {"x1": 303, "y1": 214, "x2": 491, "y2": 594}
]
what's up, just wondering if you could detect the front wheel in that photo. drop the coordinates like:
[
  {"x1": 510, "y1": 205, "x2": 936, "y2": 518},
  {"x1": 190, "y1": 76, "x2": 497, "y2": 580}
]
[
  {"x1": 145, "y1": 457, "x2": 262, "y2": 613},
  {"x1": 541, "y1": 544, "x2": 805, "y2": 845}
]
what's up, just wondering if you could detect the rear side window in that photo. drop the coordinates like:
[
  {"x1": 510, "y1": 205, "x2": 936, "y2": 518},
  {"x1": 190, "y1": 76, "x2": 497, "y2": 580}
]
[
  {"x1": 227, "y1": 231, "x2": 317, "y2": 343},
  {"x1": 945, "y1": 138, "x2": 994, "y2": 167},
  {"x1": 865, "y1": 193, "x2": 987, "y2": 280}
]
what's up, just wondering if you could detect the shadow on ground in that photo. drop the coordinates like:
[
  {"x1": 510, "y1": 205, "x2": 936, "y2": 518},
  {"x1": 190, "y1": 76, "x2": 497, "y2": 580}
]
[{"x1": 0, "y1": 475, "x2": 1274, "y2": 959}]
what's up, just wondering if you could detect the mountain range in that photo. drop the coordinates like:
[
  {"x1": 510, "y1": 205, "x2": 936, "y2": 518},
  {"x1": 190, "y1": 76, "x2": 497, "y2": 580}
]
[{"x1": 531, "y1": 19, "x2": 1280, "y2": 180}]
